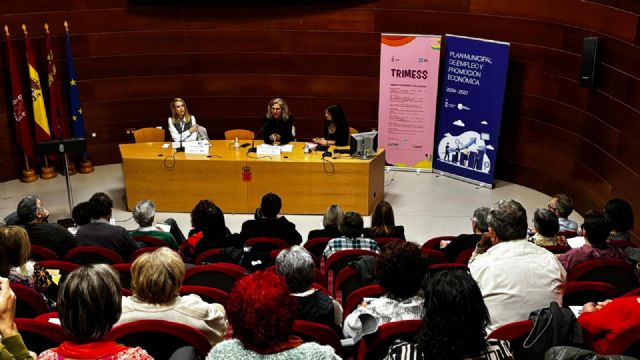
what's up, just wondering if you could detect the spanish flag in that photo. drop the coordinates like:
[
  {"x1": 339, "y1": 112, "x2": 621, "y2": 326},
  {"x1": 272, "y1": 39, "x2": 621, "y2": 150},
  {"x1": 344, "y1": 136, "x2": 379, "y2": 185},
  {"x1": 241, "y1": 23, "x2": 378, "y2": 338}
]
[{"x1": 23, "y1": 24, "x2": 51, "y2": 144}]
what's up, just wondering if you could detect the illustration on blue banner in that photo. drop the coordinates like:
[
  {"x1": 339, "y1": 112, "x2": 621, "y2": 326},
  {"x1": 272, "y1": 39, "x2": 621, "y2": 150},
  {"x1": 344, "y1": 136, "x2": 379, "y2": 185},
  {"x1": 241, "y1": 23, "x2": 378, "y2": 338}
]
[{"x1": 433, "y1": 35, "x2": 509, "y2": 188}]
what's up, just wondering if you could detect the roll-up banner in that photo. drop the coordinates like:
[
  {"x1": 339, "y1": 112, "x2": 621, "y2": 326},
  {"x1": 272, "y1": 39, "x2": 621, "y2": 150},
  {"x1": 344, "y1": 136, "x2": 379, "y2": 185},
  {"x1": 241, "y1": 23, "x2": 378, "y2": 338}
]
[
  {"x1": 378, "y1": 34, "x2": 441, "y2": 170},
  {"x1": 433, "y1": 35, "x2": 510, "y2": 188}
]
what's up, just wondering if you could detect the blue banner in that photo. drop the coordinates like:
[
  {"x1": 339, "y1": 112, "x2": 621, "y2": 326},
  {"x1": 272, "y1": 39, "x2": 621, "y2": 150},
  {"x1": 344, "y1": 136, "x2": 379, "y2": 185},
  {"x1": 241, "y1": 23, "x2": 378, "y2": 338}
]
[
  {"x1": 433, "y1": 35, "x2": 509, "y2": 188},
  {"x1": 65, "y1": 27, "x2": 88, "y2": 158}
]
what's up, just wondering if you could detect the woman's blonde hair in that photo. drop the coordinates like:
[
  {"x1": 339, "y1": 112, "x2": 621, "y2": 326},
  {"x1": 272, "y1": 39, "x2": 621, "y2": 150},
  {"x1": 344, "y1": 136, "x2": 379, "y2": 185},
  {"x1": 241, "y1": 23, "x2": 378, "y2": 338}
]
[
  {"x1": 131, "y1": 247, "x2": 185, "y2": 304},
  {"x1": 265, "y1": 97, "x2": 290, "y2": 121},
  {"x1": 0, "y1": 226, "x2": 30, "y2": 274},
  {"x1": 169, "y1": 97, "x2": 191, "y2": 124}
]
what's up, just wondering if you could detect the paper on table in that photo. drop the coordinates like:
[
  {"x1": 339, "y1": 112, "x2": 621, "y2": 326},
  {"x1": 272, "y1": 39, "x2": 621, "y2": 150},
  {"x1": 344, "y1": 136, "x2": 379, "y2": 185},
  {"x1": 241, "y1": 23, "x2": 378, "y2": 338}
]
[{"x1": 280, "y1": 144, "x2": 293, "y2": 152}]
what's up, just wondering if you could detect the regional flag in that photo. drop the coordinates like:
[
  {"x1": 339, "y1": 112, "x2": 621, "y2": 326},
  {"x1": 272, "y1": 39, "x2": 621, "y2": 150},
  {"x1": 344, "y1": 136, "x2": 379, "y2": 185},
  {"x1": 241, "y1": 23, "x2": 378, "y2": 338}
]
[
  {"x1": 4, "y1": 25, "x2": 34, "y2": 158},
  {"x1": 45, "y1": 23, "x2": 69, "y2": 140},
  {"x1": 23, "y1": 24, "x2": 51, "y2": 144},
  {"x1": 64, "y1": 21, "x2": 86, "y2": 142}
]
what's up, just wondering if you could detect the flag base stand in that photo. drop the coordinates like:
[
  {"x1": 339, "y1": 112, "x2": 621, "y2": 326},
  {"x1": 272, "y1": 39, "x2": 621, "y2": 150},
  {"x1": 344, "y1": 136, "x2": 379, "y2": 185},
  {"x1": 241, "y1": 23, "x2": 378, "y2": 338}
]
[
  {"x1": 60, "y1": 162, "x2": 77, "y2": 176},
  {"x1": 79, "y1": 160, "x2": 94, "y2": 174},
  {"x1": 40, "y1": 166, "x2": 57, "y2": 180},
  {"x1": 20, "y1": 169, "x2": 37, "y2": 183}
]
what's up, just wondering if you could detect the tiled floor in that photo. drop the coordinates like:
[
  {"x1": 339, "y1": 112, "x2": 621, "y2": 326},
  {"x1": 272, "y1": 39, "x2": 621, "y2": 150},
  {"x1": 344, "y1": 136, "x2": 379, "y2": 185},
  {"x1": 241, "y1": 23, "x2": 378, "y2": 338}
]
[{"x1": 0, "y1": 164, "x2": 583, "y2": 244}]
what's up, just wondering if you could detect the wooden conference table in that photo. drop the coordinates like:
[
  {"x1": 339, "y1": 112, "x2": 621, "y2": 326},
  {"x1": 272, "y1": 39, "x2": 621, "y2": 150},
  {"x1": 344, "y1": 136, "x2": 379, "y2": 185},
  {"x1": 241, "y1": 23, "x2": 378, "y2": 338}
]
[{"x1": 119, "y1": 140, "x2": 385, "y2": 215}]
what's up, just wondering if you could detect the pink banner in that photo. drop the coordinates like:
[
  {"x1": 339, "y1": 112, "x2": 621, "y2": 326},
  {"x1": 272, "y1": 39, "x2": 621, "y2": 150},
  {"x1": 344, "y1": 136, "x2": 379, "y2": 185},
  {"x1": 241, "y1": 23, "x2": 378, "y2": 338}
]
[{"x1": 378, "y1": 35, "x2": 441, "y2": 168}]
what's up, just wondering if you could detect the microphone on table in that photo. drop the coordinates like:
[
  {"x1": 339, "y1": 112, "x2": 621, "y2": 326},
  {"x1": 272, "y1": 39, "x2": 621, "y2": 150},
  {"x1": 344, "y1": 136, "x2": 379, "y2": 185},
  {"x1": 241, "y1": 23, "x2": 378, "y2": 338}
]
[{"x1": 248, "y1": 121, "x2": 268, "y2": 153}]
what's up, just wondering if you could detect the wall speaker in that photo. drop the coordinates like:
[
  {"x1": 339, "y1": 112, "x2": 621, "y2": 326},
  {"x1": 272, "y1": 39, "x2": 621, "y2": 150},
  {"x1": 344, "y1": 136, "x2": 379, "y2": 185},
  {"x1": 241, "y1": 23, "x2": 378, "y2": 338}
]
[{"x1": 580, "y1": 37, "x2": 598, "y2": 88}]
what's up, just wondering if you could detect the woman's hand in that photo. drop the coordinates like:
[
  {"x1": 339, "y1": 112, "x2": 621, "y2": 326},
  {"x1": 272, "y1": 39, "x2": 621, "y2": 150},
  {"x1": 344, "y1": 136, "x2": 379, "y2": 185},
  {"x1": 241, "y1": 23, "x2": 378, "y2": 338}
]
[
  {"x1": 0, "y1": 278, "x2": 18, "y2": 338},
  {"x1": 189, "y1": 125, "x2": 198, "y2": 133}
]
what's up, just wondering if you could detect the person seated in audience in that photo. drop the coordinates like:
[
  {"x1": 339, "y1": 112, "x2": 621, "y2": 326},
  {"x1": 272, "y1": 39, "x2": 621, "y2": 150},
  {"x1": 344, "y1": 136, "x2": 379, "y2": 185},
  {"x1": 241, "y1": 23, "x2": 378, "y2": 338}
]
[
  {"x1": 38, "y1": 264, "x2": 152, "y2": 360},
  {"x1": 16, "y1": 194, "x2": 76, "y2": 259},
  {"x1": 443, "y1": 206, "x2": 489, "y2": 263},
  {"x1": 323, "y1": 211, "x2": 380, "y2": 259},
  {"x1": 529, "y1": 208, "x2": 565, "y2": 247},
  {"x1": 308, "y1": 204, "x2": 343, "y2": 240},
  {"x1": 0, "y1": 226, "x2": 58, "y2": 311},
  {"x1": 239, "y1": 193, "x2": 302, "y2": 246},
  {"x1": 129, "y1": 199, "x2": 180, "y2": 250},
  {"x1": 604, "y1": 198, "x2": 634, "y2": 241},
  {"x1": 72, "y1": 201, "x2": 91, "y2": 227},
  {"x1": 577, "y1": 297, "x2": 640, "y2": 354},
  {"x1": 117, "y1": 247, "x2": 227, "y2": 346},
  {"x1": 206, "y1": 271, "x2": 340, "y2": 359},
  {"x1": 168, "y1": 97, "x2": 207, "y2": 142},
  {"x1": 275, "y1": 246, "x2": 343, "y2": 331},
  {"x1": 263, "y1": 97, "x2": 295, "y2": 145},
  {"x1": 75, "y1": 192, "x2": 140, "y2": 261},
  {"x1": 558, "y1": 211, "x2": 625, "y2": 273},
  {"x1": 0, "y1": 276, "x2": 35, "y2": 359},
  {"x1": 184, "y1": 200, "x2": 239, "y2": 262},
  {"x1": 343, "y1": 241, "x2": 427, "y2": 338},
  {"x1": 312, "y1": 104, "x2": 350, "y2": 147},
  {"x1": 384, "y1": 268, "x2": 513, "y2": 360},
  {"x1": 469, "y1": 199, "x2": 566, "y2": 329},
  {"x1": 548, "y1": 194, "x2": 579, "y2": 232},
  {"x1": 363, "y1": 201, "x2": 405, "y2": 240}
]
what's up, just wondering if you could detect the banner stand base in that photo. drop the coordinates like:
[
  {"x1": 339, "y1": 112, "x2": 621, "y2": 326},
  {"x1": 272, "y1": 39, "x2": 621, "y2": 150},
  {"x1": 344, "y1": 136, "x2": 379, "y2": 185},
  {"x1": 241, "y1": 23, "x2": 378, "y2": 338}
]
[
  {"x1": 385, "y1": 166, "x2": 433, "y2": 174},
  {"x1": 433, "y1": 169, "x2": 493, "y2": 189}
]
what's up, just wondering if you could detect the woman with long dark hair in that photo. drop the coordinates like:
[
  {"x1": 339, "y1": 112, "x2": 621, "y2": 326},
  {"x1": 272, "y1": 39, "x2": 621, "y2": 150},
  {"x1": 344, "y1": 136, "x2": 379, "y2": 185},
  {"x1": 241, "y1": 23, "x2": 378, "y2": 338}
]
[
  {"x1": 313, "y1": 104, "x2": 349, "y2": 146},
  {"x1": 384, "y1": 268, "x2": 512, "y2": 360},
  {"x1": 363, "y1": 201, "x2": 405, "y2": 240}
]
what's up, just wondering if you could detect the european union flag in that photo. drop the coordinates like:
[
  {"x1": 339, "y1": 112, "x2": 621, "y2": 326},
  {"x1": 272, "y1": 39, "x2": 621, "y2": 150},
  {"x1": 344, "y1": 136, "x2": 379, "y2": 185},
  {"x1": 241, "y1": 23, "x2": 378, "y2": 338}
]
[{"x1": 64, "y1": 22, "x2": 87, "y2": 156}]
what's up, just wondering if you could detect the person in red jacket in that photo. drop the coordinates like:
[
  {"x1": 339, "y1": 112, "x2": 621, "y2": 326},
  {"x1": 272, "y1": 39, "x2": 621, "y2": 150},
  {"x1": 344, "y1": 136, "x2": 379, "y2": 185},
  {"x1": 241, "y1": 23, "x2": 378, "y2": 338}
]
[{"x1": 578, "y1": 296, "x2": 640, "y2": 354}]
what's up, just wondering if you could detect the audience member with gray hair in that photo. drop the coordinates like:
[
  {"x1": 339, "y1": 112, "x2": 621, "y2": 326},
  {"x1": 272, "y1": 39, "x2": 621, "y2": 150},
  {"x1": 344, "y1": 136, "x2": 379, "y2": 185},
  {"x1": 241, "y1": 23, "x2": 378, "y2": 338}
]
[
  {"x1": 307, "y1": 204, "x2": 343, "y2": 240},
  {"x1": 443, "y1": 206, "x2": 489, "y2": 262},
  {"x1": 275, "y1": 246, "x2": 342, "y2": 330},
  {"x1": 15, "y1": 194, "x2": 76, "y2": 259},
  {"x1": 469, "y1": 199, "x2": 566, "y2": 329},
  {"x1": 529, "y1": 208, "x2": 564, "y2": 247},
  {"x1": 128, "y1": 199, "x2": 183, "y2": 249},
  {"x1": 548, "y1": 194, "x2": 579, "y2": 232}
]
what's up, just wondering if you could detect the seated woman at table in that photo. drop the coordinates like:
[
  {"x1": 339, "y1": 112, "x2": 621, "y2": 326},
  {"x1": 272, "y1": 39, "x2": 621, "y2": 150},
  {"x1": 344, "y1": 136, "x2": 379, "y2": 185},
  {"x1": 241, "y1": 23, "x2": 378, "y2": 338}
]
[
  {"x1": 313, "y1": 104, "x2": 350, "y2": 147},
  {"x1": 168, "y1": 97, "x2": 207, "y2": 142},
  {"x1": 263, "y1": 97, "x2": 294, "y2": 144}
]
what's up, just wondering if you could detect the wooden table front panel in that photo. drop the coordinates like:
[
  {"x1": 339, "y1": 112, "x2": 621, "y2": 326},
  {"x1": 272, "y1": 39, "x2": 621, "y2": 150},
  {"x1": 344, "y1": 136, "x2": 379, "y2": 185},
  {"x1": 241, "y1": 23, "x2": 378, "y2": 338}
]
[{"x1": 119, "y1": 141, "x2": 384, "y2": 214}]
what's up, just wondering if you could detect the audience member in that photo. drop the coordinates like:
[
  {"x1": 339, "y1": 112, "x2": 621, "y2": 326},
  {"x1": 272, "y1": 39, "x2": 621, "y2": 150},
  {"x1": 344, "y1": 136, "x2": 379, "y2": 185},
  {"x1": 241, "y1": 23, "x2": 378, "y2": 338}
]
[
  {"x1": 0, "y1": 226, "x2": 58, "y2": 311},
  {"x1": 312, "y1": 104, "x2": 350, "y2": 147},
  {"x1": 529, "y1": 208, "x2": 564, "y2": 247},
  {"x1": 275, "y1": 246, "x2": 343, "y2": 331},
  {"x1": 604, "y1": 198, "x2": 634, "y2": 241},
  {"x1": 129, "y1": 200, "x2": 180, "y2": 250},
  {"x1": 577, "y1": 297, "x2": 640, "y2": 354},
  {"x1": 206, "y1": 271, "x2": 340, "y2": 359},
  {"x1": 239, "y1": 193, "x2": 302, "y2": 246},
  {"x1": 363, "y1": 201, "x2": 405, "y2": 240},
  {"x1": 71, "y1": 202, "x2": 91, "y2": 227},
  {"x1": 0, "y1": 277, "x2": 35, "y2": 359},
  {"x1": 323, "y1": 211, "x2": 380, "y2": 259},
  {"x1": 262, "y1": 98, "x2": 294, "y2": 145},
  {"x1": 16, "y1": 195, "x2": 76, "y2": 259},
  {"x1": 38, "y1": 264, "x2": 152, "y2": 360},
  {"x1": 548, "y1": 194, "x2": 578, "y2": 232},
  {"x1": 469, "y1": 199, "x2": 566, "y2": 329},
  {"x1": 343, "y1": 241, "x2": 427, "y2": 338},
  {"x1": 384, "y1": 268, "x2": 513, "y2": 360},
  {"x1": 558, "y1": 211, "x2": 624, "y2": 273},
  {"x1": 307, "y1": 204, "x2": 343, "y2": 240},
  {"x1": 184, "y1": 200, "x2": 238, "y2": 262},
  {"x1": 117, "y1": 247, "x2": 227, "y2": 346},
  {"x1": 443, "y1": 206, "x2": 489, "y2": 262},
  {"x1": 75, "y1": 192, "x2": 140, "y2": 261}
]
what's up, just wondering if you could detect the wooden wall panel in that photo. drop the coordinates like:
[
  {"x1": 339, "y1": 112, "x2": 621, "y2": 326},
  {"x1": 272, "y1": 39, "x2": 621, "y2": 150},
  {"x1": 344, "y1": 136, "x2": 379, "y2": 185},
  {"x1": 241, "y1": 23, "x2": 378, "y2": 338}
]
[{"x1": 2, "y1": 0, "x2": 640, "y2": 240}]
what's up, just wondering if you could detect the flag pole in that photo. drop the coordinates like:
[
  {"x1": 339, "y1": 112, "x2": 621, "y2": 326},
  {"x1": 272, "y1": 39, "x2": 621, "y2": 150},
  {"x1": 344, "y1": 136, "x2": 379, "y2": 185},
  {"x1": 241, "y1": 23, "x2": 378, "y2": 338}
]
[{"x1": 21, "y1": 152, "x2": 37, "y2": 183}]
